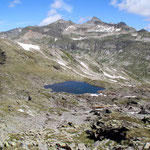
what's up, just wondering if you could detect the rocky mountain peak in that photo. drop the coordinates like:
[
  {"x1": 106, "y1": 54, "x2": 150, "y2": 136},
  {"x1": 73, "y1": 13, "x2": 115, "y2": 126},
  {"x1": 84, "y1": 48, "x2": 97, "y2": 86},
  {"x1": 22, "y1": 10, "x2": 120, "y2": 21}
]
[
  {"x1": 138, "y1": 29, "x2": 148, "y2": 33},
  {"x1": 91, "y1": 17, "x2": 102, "y2": 22},
  {"x1": 53, "y1": 19, "x2": 75, "y2": 25},
  {"x1": 55, "y1": 19, "x2": 66, "y2": 23},
  {"x1": 117, "y1": 22, "x2": 127, "y2": 27},
  {"x1": 86, "y1": 17, "x2": 103, "y2": 25},
  {"x1": 115, "y1": 22, "x2": 136, "y2": 32}
]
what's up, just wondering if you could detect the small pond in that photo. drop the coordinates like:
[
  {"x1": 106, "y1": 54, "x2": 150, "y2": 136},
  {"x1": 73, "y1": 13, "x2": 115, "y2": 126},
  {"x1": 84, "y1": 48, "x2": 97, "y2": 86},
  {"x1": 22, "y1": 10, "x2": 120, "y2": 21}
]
[{"x1": 44, "y1": 81, "x2": 104, "y2": 94}]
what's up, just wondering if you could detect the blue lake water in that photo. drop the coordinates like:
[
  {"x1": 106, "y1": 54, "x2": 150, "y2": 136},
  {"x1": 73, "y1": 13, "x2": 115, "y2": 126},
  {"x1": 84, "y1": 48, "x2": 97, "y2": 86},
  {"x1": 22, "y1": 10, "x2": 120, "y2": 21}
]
[{"x1": 44, "y1": 81, "x2": 105, "y2": 94}]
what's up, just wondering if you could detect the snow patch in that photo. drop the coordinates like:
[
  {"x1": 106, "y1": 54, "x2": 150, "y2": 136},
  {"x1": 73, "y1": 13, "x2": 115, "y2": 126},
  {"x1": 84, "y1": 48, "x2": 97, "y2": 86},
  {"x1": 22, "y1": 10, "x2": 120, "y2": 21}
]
[
  {"x1": 90, "y1": 94, "x2": 99, "y2": 97},
  {"x1": 57, "y1": 61, "x2": 66, "y2": 67},
  {"x1": 99, "y1": 93, "x2": 107, "y2": 97},
  {"x1": 109, "y1": 79, "x2": 118, "y2": 83},
  {"x1": 118, "y1": 76, "x2": 127, "y2": 80},
  {"x1": 65, "y1": 26, "x2": 76, "y2": 31},
  {"x1": 80, "y1": 62, "x2": 88, "y2": 69},
  {"x1": 17, "y1": 42, "x2": 40, "y2": 51},
  {"x1": 115, "y1": 28, "x2": 121, "y2": 32},
  {"x1": 103, "y1": 71, "x2": 127, "y2": 80},
  {"x1": 89, "y1": 25, "x2": 121, "y2": 33},
  {"x1": 18, "y1": 28, "x2": 22, "y2": 32},
  {"x1": 128, "y1": 112, "x2": 137, "y2": 115},
  {"x1": 103, "y1": 71, "x2": 116, "y2": 78},
  {"x1": 18, "y1": 109, "x2": 24, "y2": 113},
  {"x1": 90, "y1": 93, "x2": 107, "y2": 97},
  {"x1": 124, "y1": 96, "x2": 137, "y2": 98},
  {"x1": 26, "y1": 110, "x2": 34, "y2": 117},
  {"x1": 72, "y1": 37, "x2": 85, "y2": 40}
]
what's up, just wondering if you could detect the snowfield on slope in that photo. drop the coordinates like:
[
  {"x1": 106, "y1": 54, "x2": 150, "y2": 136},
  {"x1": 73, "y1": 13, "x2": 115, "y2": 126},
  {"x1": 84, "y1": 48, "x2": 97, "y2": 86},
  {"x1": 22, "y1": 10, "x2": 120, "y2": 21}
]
[
  {"x1": 103, "y1": 71, "x2": 127, "y2": 80},
  {"x1": 80, "y1": 61, "x2": 89, "y2": 69},
  {"x1": 17, "y1": 42, "x2": 40, "y2": 51},
  {"x1": 57, "y1": 60, "x2": 66, "y2": 67},
  {"x1": 88, "y1": 25, "x2": 121, "y2": 33}
]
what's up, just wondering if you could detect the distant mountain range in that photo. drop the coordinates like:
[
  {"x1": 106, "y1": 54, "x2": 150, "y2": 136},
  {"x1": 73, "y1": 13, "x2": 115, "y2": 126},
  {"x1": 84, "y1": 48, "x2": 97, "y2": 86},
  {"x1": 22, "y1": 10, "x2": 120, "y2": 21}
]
[
  {"x1": 0, "y1": 16, "x2": 150, "y2": 87},
  {"x1": 0, "y1": 17, "x2": 137, "y2": 39}
]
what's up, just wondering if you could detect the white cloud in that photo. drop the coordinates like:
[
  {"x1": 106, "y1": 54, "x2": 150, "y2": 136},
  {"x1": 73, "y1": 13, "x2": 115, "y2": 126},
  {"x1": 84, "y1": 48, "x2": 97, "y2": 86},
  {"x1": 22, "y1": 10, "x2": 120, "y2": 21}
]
[
  {"x1": 48, "y1": 9, "x2": 57, "y2": 16},
  {"x1": 40, "y1": 14, "x2": 62, "y2": 26},
  {"x1": 144, "y1": 24, "x2": 150, "y2": 31},
  {"x1": 9, "y1": 0, "x2": 21, "y2": 8},
  {"x1": 39, "y1": 0, "x2": 72, "y2": 26},
  {"x1": 51, "y1": 0, "x2": 72, "y2": 12},
  {"x1": 78, "y1": 16, "x2": 92, "y2": 24},
  {"x1": 111, "y1": 0, "x2": 117, "y2": 5},
  {"x1": 111, "y1": 0, "x2": 150, "y2": 20}
]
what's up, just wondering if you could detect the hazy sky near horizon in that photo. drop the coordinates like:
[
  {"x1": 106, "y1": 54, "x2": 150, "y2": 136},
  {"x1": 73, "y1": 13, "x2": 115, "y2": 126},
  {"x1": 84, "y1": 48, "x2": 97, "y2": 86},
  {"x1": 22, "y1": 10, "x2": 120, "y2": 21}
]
[{"x1": 0, "y1": 0, "x2": 150, "y2": 31}]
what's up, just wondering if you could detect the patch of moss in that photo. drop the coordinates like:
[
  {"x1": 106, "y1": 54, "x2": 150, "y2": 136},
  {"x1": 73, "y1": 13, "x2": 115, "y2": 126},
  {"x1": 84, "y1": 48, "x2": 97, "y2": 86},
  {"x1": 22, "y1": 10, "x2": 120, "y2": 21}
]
[
  {"x1": 8, "y1": 134, "x2": 24, "y2": 141},
  {"x1": 110, "y1": 112, "x2": 143, "y2": 124},
  {"x1": 48, "y1": 107, "x2": 68, "y2": 115},
  {"x1": 73, "y1": 132, "x2": 94, "y2": 147},
  {"x1": 127, "y1": 128, "x2": 150, "y2": 142},
  {"x1": 40, "y1": 92, "x2": 52, "y2": 99}
]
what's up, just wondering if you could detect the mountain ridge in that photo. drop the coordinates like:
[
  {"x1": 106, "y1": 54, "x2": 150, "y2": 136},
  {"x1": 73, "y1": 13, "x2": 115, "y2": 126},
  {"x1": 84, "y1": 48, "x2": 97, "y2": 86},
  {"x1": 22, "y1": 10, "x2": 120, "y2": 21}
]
[
  {"x1": 0, "y1": 17, "x2": 149, "y2": 84},
  {"x1": 0, "y1": 17, "x2": 138, "y2": 38}
]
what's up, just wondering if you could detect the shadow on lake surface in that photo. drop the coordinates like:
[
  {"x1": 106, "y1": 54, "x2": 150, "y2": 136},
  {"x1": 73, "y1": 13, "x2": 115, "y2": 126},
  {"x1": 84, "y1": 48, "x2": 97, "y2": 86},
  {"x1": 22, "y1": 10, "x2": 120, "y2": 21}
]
[{"x1": 44, "y1": 81, "x2": 105, "y2": 94}]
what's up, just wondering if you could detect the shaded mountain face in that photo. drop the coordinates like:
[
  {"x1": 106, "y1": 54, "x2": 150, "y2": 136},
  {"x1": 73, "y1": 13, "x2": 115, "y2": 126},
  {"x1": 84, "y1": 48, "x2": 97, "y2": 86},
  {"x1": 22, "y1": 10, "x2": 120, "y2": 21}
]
[{"x1": 0, "y1": 17, "x2": 150, "y2": 84}]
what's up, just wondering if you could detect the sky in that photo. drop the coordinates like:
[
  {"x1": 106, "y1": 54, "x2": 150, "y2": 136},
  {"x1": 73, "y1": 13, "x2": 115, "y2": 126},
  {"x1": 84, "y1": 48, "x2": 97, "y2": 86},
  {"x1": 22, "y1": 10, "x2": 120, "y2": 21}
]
[{"x1": 0, "y1": 0, "x2": 150, "y2": 32}]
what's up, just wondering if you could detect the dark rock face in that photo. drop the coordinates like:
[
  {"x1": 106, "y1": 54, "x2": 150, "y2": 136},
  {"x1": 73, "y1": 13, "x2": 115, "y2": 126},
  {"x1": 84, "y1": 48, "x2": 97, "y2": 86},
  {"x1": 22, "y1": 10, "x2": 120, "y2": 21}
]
[
  {"x1": 56, "y1": 143, "x2": 72, "y2": 150},
  {"x1": 139, "y1": 105, "x2": 150, "y2": 114},
  {"x1": 0, "y1": 28, "x2": 22, "y2": 39},
  {"x1": 141, "y1": 117, "x2": 150, "y2": 123},
  {"x1": 126, "y1": 101, "x2": 138, "y2": 107},
  {"x1": 0, "y1": 49, "x2": 6, "y2": 65},
  {"x1": 117, "y1": 22, "x2": 127, "y2": 26},
  {"x1": 138, "y1": 29, "x2": 148, "y2": 33},
  {"x1": 87, "y1": 119, "x2": 129, "y2": 143}
]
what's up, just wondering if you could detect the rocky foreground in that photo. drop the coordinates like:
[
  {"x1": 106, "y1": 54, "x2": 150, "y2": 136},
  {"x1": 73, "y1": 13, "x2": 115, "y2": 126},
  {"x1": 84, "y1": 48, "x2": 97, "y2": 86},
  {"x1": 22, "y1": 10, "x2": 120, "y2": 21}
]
[{"x1": 0, "y1": 86, "x2": 150, "y2": 150}]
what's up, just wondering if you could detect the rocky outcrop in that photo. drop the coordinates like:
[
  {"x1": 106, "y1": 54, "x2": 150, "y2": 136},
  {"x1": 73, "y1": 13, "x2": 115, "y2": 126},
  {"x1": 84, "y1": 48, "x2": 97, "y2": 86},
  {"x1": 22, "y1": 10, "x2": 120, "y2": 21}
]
[
  {"x1": 139, "y1": 104, "x2": 150, "y2": 114},
  {"x1": 0, "y1": 49, "x2": 6, "y2": 65},
  {"x1": 86, "y1": 118, "x2": 129, "y2": 142},
  {"x1": 142, "y1": 117, "x2": 150, "y2": 123}
]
